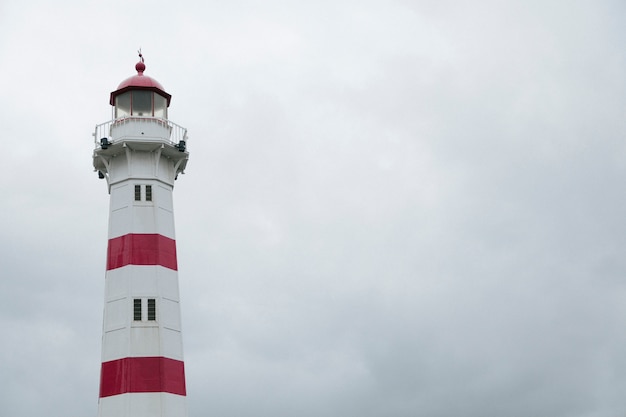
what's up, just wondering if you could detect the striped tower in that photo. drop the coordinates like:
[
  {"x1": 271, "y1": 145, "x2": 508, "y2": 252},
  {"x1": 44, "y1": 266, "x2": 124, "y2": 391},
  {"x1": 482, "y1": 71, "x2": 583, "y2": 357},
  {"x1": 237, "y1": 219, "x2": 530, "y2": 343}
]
[{"x1": 92, "y1": 54, "x2": 190, "y2": 417}]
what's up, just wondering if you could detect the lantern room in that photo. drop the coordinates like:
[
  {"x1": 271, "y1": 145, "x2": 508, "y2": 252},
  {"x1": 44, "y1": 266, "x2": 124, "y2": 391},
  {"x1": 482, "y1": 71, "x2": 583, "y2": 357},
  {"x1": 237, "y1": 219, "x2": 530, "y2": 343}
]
[{"x1": 109, "y1": 55, "x2": 172, "y2": 120}]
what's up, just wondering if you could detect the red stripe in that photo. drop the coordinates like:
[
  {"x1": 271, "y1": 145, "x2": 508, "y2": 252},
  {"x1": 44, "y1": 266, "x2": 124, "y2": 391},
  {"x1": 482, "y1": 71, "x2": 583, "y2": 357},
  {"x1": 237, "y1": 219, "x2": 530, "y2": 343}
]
[
  {"x1": 99, "y1": 357, "x2": 186, "y2": 397},
  {"x1": 107, "y1": 234, "x2": 177, "y2": 271}
]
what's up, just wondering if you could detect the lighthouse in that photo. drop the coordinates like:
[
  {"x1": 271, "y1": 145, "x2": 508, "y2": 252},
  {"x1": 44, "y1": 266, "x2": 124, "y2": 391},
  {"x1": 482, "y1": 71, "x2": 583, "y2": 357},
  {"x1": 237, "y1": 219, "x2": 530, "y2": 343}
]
[{"x1": 92, "y1": 53, "x2": 189, "y2": 417}]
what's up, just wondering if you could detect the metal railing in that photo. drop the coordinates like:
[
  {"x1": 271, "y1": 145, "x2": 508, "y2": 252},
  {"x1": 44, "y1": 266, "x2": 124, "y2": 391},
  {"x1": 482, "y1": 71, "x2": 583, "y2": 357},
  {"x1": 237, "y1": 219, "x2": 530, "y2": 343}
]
[{"x1": 93, "y1": 117, "x2": 188, "y2": 148}]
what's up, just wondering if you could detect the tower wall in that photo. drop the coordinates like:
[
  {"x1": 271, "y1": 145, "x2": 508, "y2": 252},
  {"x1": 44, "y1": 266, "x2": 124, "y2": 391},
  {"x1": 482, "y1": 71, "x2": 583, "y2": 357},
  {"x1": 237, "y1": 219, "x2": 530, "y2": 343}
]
[{"x1": 96, "y1": 133, "x2": 187, "y2": 417}]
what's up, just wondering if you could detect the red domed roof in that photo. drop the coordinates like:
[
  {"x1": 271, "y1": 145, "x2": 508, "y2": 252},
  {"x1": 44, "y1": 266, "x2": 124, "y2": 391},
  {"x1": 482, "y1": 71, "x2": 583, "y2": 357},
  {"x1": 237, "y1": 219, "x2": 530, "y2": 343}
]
[{"x1": 109, "y1": 56, "x2": 172, "y2": 106}]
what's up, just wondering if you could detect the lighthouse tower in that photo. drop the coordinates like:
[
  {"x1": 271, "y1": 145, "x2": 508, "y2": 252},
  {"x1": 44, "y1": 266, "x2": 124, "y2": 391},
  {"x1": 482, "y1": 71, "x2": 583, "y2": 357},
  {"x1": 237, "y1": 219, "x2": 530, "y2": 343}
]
[{"x1": 92, "y1": 54, "x2": 189, "y2": 417}]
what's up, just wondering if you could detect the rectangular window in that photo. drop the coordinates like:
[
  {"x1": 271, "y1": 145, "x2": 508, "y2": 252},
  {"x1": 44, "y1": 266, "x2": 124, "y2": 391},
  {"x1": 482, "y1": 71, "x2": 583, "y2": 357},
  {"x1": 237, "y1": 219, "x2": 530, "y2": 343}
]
[
  {"x1": 133, "y1": 299, "x2": 142, "y2": 321},
  {"x1": 147, "y1": 299, "x2": 156, "y2": 321},
  {"x1": 134, "y1": 185, "x2": 141, "y2": 201},
  {"x1": 145, "y1": 185, "x2": 152, "y2": 202},
  {"x1": 153, "y1": 94, "x2": 167, "y2": 119},
  {"x1": 132, "y1": 91, "x2": 152, "y2": 117},
  {"x1": 115, "y1": 92, "x2": 131, "y2": 119}
]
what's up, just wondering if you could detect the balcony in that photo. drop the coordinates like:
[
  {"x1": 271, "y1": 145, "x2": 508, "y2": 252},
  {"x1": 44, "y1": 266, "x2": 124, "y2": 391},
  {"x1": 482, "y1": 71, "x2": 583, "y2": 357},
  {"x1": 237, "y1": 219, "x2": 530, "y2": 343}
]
[
  {"x1": 92, "y1": 117, "x2": 189, "y2": 182},
  {"x1": 93, "y1": 117, "x2": 188, "y2": 149}
]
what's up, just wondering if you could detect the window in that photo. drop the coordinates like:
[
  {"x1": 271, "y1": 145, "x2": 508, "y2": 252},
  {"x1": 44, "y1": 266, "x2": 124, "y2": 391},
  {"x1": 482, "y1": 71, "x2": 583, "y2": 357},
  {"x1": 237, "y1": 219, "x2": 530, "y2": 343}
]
[
  {"x1": 134, "y1": 185, "x2": 153, "y2": 202},
  {"x1": 132, "y1": 91, "x2": 152, "y2": 116},
  {"x1": 154, "y1": 94, "x2": 168, "y2": 119},
  {"x1": 115, "y1": 92, "x2": 131, "y2": 118},
  {"x1": 133, "y1": 299, "x2": 142, "y2": 321},
  {"x1": 147, "y1": 299, "x2": 156, "y2": 321}
]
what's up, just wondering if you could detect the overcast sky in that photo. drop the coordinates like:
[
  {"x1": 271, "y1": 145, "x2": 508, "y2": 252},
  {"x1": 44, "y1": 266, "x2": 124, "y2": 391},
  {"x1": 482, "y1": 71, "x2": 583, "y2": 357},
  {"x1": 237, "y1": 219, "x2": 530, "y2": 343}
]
[{"x1": 0, "y1": 0, "x2": 625, "y2": 416}]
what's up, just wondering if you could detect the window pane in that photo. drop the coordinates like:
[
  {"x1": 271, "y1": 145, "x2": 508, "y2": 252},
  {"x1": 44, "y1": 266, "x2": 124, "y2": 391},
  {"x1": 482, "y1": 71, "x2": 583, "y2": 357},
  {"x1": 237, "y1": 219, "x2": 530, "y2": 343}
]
[
  {"x1": 133, "y1": 299, "x2": 142, "y2": 321},
  {"x1": 147, "y1": 299, "x2": 156, "y2": 321},
  {"x1": 154, "y1": 94, "x2": 167, "y2": 119},
  {"x1": 115, "y1": 92, "x2": 131, "y2": 118},
  {"x1": 134, "y1": 185, "x2": 141, "y2": 201},
  {"x1": 145, "y1": 185, "x2": 152, "y2": 201},
  {"x1": 132, "y1": 91, "x2": 152, "y2": 116}
]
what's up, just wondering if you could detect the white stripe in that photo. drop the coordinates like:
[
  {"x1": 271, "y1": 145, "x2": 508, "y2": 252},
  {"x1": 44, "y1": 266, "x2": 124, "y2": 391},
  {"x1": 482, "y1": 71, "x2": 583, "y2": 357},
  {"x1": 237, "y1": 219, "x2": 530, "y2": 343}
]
[{"x1": 98, "y1": 392, "x2": 187, "y2": 417}]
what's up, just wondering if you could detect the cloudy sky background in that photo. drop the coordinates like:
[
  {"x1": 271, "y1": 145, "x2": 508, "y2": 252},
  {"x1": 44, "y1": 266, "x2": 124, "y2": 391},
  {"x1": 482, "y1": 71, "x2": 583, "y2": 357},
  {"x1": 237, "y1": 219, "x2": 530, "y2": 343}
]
[{"x1": 1, "y1": 0, "x2": 625, "y2": 416}]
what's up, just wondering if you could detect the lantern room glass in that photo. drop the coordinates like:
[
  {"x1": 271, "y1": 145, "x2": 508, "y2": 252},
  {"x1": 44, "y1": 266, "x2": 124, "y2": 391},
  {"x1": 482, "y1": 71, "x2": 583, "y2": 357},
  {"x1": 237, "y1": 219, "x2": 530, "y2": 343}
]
[
  {"x1": 132, "y1": 91, "x2": 151, "y2": 116},
  {"x1": 115, "y1": 92, "x2": 131, "y2": 118},
  {"x1": 154, "y1": 94, "x2": 167, "y2": 118},
  {"x1": 114, "y1": 91, "x2": 168, "y2": 119}
]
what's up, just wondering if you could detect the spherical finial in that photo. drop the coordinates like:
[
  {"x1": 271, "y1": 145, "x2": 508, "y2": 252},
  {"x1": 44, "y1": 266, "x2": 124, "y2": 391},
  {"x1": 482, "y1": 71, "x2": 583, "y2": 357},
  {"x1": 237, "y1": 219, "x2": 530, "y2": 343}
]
[{"x1": 135, "y1": 49, "x2": 145, "y2": 74}]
